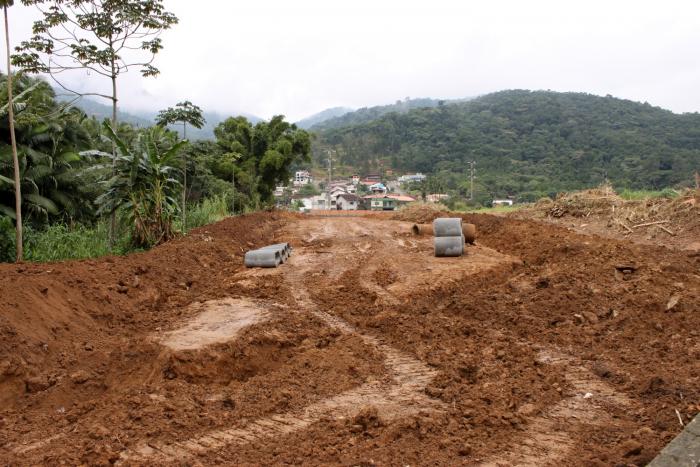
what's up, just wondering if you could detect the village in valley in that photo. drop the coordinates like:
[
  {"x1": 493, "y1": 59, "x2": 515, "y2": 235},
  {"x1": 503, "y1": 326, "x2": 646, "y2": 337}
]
[{"x1": 273, "y1": 169, "x2": 422, "y2": 211}]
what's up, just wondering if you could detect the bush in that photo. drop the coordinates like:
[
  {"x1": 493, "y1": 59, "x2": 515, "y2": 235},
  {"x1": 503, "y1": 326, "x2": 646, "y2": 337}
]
[
  {"x1": 619, "y1": 188, "x2": 680, "y2": 200},
  {"x1": 23, "y1": 222, "x2": 136, "y2": 262},
  {"x1": 0, "y1": 216, "x2": 15, "y2": 262},
  {"x1": 180, "y1": 195, "x2": 230, "y2": 231}
]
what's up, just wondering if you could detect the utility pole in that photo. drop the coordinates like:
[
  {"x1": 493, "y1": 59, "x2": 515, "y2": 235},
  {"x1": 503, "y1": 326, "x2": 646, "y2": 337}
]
[
  {"x1": 326, "y1": 149, "x2": 332, "y2": 210},
  {"x1": 469, "y1": 161, "x2": 476, "y2": 201}
]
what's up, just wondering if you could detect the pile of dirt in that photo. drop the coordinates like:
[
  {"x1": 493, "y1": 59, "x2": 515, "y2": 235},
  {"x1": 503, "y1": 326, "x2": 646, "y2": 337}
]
[
  {"x1": 391, "y1": 202, "x2": 450, "y2": 223},
  {"x1": 513, "y1": 186, "x2": 700, "y2": 251}
]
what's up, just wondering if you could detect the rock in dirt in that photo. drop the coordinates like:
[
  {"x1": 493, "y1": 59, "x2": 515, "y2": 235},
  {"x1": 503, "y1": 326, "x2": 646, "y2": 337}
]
[
  {"x1": 352, "y1": 406, "x2": 384, "y2": 431},
  {"x1": 517, "y1": 403, "x2": 538, "y2": 416},
  {"x1": 458, "y1": 443, "x2": 473, "y2": 456},
  {"x1": 70, "y1": 370, "x2": 90, "y2": 384},
  {"x1": 619, "y1": 439, "x2": 643, "y2": 457},
  {"x1": 24, "y1": 376, "x2": 51, "y2": 393},
  {"x1": 665, "y1": 294, "x2": 681, "y2": 312},
  {"x1": 582, "y1": 311, "x2": 599, "y2": 324}
]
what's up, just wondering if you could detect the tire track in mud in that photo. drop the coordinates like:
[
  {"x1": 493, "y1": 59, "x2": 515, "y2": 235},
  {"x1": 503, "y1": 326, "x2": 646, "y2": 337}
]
[
  {"x1": 121, "y1": 230, "x2": 443, "y2": 463},
  {"x1": 479, "y1": 349, "x2": 634, "y2": 466}
]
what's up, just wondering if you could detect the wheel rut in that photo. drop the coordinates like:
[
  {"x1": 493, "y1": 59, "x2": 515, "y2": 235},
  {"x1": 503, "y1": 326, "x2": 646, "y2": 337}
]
[
  {"x1": 479, "y1": 349, "x2": 634, "y2": 466},
  {"x1": 121, "y1": 230, "x2": 443, "y2": 463}
]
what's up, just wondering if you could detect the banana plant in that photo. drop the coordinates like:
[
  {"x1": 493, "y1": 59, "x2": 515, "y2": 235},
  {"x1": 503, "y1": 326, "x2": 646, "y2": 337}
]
[{"x1": 95, "y1": 122, "x2": 186, "y2": 247}]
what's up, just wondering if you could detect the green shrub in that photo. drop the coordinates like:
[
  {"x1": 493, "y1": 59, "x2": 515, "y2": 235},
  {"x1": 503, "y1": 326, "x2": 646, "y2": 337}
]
[
  {"x1": 24, "y1": 221, "x2": 136, "y2": 262},
  {"x1": 180, "y1": 194, "x2": 230, "y2": 231},
  {"x1": 619, "y1": 188, "x2": 680, "y2": 200},
  {"x1": 0, "y1": 216, "x2": 15, "y2": 262}
]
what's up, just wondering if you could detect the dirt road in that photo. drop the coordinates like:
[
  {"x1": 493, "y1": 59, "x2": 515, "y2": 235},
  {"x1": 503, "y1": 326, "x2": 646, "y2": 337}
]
[{"x1": 0, "y1": 212, "x2": 698, "y2": 465}]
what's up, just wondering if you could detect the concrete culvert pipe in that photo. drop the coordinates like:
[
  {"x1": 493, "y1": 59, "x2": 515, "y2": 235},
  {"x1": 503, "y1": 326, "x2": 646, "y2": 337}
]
[
  {"x1": 434, "y1": 236, "x2": 465, "y2": 257},
  {"x1": 244, "y1": 249, "x2": 282, "y2": 268},
  {"x1": 433, "y1": 218, "x2": 463, "y2": 237},
  {"x1": 261, "y1": 243, "x2": 291, "y2": 261},
  {"x1": 411, "y1": 224, "x2": 434, "y2": 236},
  {"x1": 462, "y1": 223, "x2": 476, "y2": 244}
]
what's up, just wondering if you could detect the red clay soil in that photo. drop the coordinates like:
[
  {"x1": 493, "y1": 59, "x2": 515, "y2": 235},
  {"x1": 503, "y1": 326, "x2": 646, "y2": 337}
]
[{"x1": 0, "y1": 210, "x2": 698, "y2": 466}]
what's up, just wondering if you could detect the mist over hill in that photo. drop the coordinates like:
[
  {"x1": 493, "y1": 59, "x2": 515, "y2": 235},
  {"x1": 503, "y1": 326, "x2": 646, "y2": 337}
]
[
  {"x1": 58, "y1": 95, "x2": 262, "y2": 140},
  {"x1": 296, "y1": 107, "x2": 353, "y2": 129},
  {"x1": 314, "y1": 90, "x2": 700, "y2": 201}
]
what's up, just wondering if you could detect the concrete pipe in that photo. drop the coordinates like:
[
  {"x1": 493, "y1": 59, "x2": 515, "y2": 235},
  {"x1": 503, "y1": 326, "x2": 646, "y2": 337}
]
[
  {"x1": 411, "y1": 224, "x2": 434, "y2": 236},
  {"x1": 261, "y1": 243, "x2": 291, "y2": 261},
  {"x1": 244, "y1": 249, "x2": 282, "y2": 268},
  {"x1": 434, "y1": 235, "x2": 465, "y2": 257},
  {"x1": 433, "y1": 218, "x2": 463, "y2": 237},
  {"x1": 462, "y1": 223, "x2": 476, "y2": 244}
]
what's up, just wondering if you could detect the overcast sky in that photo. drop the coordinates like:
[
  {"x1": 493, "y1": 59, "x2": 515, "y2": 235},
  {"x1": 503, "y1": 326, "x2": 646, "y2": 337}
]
[{"x1": 6, "y1": 0, "x2": 700, "y2": 121}]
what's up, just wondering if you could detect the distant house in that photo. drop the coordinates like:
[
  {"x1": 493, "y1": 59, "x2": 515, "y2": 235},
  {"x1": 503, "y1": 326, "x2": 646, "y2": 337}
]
[
  {"x1": 492, "y1": 199, "x2": 514, "y2": 207},
  {"x1": 293, "y1": 170, "x2": 312, "y2": 187},
  {"x1": 426, "y1": 193, "x2": 449, "y2": 203},
  {"x1": 398, "y1": 173, "x2": 427, "y2": 184},
  {"x1": 336, "y1": 193, "x2": 360, "y2": 210},
  {"x1": 351, "y1": 175, "x2": 360, "y2": 185},
  {"x1": 361, "y1": 174, "x2": 382, "y2": 186},
  {"x1": 369, "y1": 183, "x2": 387, "y2": 194},
  {"x1": 273, "y1": 185, "x2": 286, "y2": 197},
  {"x1": 329, "y1": 186, "x2": 348, "y2": 198},
  {"x1": 363, "y1": 194, "x2": 416, "y2": 211},
  {"x1": 309, "y1": 194, "x2": 330, "y2": 210}
]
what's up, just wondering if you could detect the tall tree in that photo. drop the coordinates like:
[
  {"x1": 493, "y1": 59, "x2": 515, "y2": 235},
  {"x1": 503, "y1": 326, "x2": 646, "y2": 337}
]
[
  {"x1": 214, "y1": 115, "x2": 311, "y2": 207},
  {"x1": 13, "y1": 0, "x2": 178, "y2": 247},
  {"x1": 1, "y1": 0, "x2": 22, "y2": 261},
  {"x1": 156, "y1": 100, "x2": 205, "y2": 229}
]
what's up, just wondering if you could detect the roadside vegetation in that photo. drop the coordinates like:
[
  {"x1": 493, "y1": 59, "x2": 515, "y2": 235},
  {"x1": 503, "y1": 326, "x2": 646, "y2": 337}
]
[{"x1": 0, "y1": 1, "x2": 311, "y2": 263}]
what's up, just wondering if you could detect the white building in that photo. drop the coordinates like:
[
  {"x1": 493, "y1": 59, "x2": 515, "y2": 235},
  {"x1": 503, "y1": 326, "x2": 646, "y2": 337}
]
[
  {"x1": 492, "y1": 199, "x2": 514, "y2": 206},
  {"x1": 335, "y1": 193, "x2": 360, "y2": 210},
  {"x1": 398, "y1": 173, "x2": 427, "y2": 184},
  {"x1": 293, "y1": 170, "x2": 312, "y2": 187}
]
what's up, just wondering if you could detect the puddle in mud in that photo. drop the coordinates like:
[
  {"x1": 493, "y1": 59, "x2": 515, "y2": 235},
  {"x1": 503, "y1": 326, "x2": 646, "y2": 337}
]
[{"x1": 161, "y1": 298, "x2": 270, "y2": 351}]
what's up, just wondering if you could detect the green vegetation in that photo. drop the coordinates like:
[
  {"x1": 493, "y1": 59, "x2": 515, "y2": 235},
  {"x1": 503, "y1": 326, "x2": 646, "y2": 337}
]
[
  {"x1": 316, "y1": 90, "x2": 700, "y2": 204},
  {"x1": 310, "y1": 97, "x2": 449, "y2": 131},
  {"x1": 179, "y1": 194, "x2": 230, "y2": 231},
  {"x1": 156, "y1": 100, "x2": 206, "y2": 229},
  {"x1": 618, "y1": 188, "x2": 680, "y2": 200},
  {"x1": 209, "y1": 115, "x2": 312, "y2": 208},
  {"x1": 463, "y1": 204, "x2": 523, "y2": 214},
  {"x1": 96, "y1": 123, "x2": 186, "y2": 248}
]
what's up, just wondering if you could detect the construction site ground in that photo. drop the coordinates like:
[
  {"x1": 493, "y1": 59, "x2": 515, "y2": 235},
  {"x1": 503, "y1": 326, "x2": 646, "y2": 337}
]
[{"x1": 0, "y1": 209, "x2": 698, "y2": 466}]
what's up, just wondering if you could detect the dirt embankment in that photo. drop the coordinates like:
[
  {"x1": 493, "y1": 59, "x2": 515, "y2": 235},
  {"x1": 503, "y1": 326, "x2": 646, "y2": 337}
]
[
  {"x1": 0, "y1": 209, "x2": 698, "y2": 466},
  {"x1": 511, "y1": 187, "x2": 700, "y2": 252}
]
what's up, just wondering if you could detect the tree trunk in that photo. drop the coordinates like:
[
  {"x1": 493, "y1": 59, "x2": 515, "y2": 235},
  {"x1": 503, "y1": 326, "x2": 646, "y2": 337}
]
[
  {"x1": 4, "y1": 6, "x2": 22, "y2": 262},
  {"x1": 182, "y1": 121, "x2": 186, "y2": 230},
  {"x1": 109, "y1": 70, "x2": 117, "y2": 250}
]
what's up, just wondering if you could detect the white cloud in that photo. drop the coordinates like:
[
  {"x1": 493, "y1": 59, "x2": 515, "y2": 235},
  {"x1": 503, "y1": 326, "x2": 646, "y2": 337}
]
[{"x1": 6, "y1": 0, "x2": 700, "y2": 121}]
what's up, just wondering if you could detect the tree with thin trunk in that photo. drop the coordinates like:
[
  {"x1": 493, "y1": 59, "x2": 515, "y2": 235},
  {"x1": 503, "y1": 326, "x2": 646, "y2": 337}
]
[
  {"x1": 156, "y1": 101, "x2": 205, "y2": 230},
  {"x1": 13, "y1": 0, "x2": 178, "y2": 248},
  {"x1": 1, "y1": 0, "x2": 22, "y2": 261}
]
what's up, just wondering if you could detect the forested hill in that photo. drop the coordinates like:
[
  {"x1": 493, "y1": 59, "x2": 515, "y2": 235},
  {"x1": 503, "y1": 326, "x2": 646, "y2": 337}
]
[
  {"x1": 310, "y1": 97, "x2": 451, "y2": 131},
  {"x1": 316, "y1": 90, "x2": 700, "y2": 200}
]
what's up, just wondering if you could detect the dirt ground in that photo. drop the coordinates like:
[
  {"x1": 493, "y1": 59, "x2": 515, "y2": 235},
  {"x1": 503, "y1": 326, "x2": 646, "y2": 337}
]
[{"x1": 0, "y1": 209, "x2": 698, "y2": 466}]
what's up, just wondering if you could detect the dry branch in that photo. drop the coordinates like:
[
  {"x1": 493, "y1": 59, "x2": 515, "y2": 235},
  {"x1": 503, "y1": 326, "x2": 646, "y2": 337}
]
[{"x1": 631, "y1": 220, "x2": 670, "y2": 229}]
